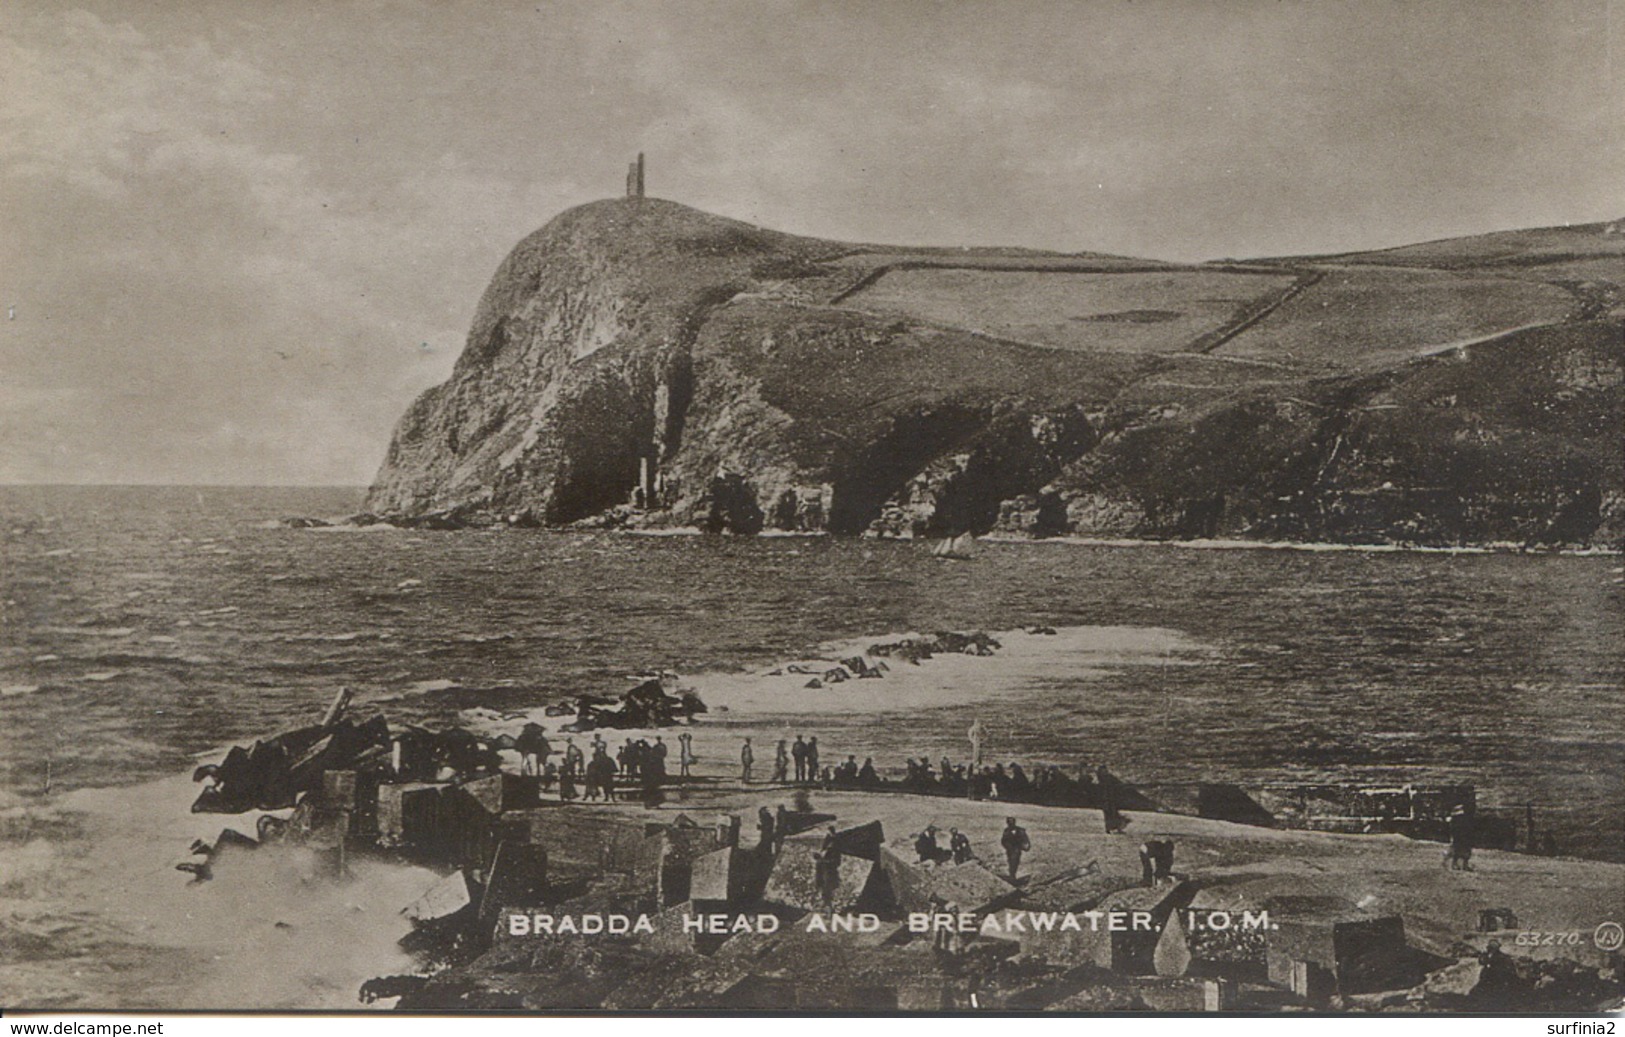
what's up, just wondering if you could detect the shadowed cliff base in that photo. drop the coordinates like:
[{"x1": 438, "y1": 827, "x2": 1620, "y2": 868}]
[{"x1": 366, "y1": 200, "x2": 1624, "y2": 549}]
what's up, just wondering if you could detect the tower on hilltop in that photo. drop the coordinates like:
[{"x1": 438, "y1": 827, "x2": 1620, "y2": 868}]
[{"x1": 625, "y1": 153, "x2": 645, "y2": 200}]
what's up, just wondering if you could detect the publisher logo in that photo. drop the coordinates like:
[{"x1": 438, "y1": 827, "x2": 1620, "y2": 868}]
[{"x1": 1594, "y1": 921, "x2": 1624, "y2": 951}]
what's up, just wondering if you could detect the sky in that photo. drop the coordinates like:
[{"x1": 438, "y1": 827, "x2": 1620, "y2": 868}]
[{"x1": 2, "y1": 0, "x2": 1621, "y2": 485}]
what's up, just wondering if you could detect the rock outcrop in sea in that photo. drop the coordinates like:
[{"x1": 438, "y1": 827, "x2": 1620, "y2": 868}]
[{"x1": 368, "y1": 198, "x2": 1624, "y2": 548}]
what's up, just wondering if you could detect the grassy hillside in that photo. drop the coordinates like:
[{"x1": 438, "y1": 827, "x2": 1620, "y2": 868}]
[
  {"x1": 842, "y1": 268, "x2": 1297, "y2": 355},
  {"x1": 1297, "y1": 219, "x2": 1625, "y2": 269},
  {"x1": 1212, "y1": 267, "x2": 1577, "y2": 371}
]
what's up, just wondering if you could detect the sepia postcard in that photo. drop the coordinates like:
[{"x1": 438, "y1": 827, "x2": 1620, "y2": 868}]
[{"x1": 1, "y1": 0, "x2": 1621, "y2": 1017}]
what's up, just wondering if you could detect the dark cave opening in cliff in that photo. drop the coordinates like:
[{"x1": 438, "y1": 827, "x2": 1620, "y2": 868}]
[{"x1": 826, "y1": 407, "x2": 988, "y2": 535}]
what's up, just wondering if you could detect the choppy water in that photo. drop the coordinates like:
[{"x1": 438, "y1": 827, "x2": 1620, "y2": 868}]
[{"x1": 1, "y1": 485, "x2": 1621, "y2": 1007}]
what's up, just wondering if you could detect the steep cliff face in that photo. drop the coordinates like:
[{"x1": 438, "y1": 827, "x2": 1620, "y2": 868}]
[
  {"x1": 1050, "y1": 320, "x2": 1623, "y2": 545},
  {"x1": 369, "y1": 200, "x2": 1624, "y2": 547},
  {"x1": 367, "y1": 200, "x2": 831, "y2": 524}
]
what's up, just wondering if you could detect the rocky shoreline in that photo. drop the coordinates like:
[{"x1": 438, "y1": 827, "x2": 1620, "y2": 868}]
[{"x1": 275, "y1": 511, "x2": 1624, "y2": 557}]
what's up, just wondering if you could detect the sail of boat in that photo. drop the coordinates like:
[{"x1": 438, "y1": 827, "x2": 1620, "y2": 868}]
[{"x1": 931, "y1": 533, "x2": 978, "y2": 560}]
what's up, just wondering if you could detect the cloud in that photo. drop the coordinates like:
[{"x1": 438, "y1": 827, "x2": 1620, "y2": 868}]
[{"x1": 0, "y1": 5, "x2": 584, "y2": 483}]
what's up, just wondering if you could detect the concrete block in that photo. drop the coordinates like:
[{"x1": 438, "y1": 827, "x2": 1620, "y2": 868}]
[
  {"x1": 402, "y1": 870, "x2": 472, "y2": 925},
  {"x1": 1478, "y1": 908, "x2": 1518, "y2": 932},
  {"x1": 376, "y1": 782, "x2": 443, "y2": 847},
  {"x1": 458, "y1": 773, "x2": 540, "y2": 815},
  {"x1": 1268, "y1": 914, "x2": 1413, "y2": 995},
  {"x1": 690, "y1": 846, "x2": 769, "y2": 907},
  {"x1": 1027, "y1": 881, "x2": 1192, "y2": 973},
  {"x1": 1332, "y1": 916, "x2": 1413, "y2": 993},
  {"x1": 828, "y1": 820, "x2": 884, "y2": 861},
  {"x1": 323, "y1": 769, "x2": 358, "y2": 810},
  {"x1": 879, "y1": 845, "x2": 1015, "y2": 915},
  {"x1": 1291, "y1": 958, "x2": 1336, "y2": 1002},
  {"x1": 1154, "y1": 909, "x2": 1193, "y2": 976},
  {"x1": 486, "y1": 841, "x2": 548, "y2": 909},
  {"x1": 763, "y1": 841, "x2": 882, "y2": 914}
]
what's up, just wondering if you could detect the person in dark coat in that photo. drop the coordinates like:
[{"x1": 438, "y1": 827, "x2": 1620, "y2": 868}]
[
  {"x1": 558, "y1": 756, "x2": 578, "y2": 801},
  {"x1": 1000, "y1": 817, "x2": 1031, "y2": 880},
  {"x1": 836, "y1": 755, "x2": 859, "y2": 784},
  {"x1": 805, "y1": 737, "x2": 820, "y2": 782},
  {"x1": 1098, "y1": 765, "x2": 1127, "y2": 833},
  {"x1": 582, "y1": 749, "x2": 601, "y2": 801},
  {"x1": 914, "y1": 828, "x2": 942, "y2": 864},
  {"x1": 1473, "y1": 940, "x2": 1524, "y2": 1009},
  {"x1": 969, "y1": 767, "x2": 990, "y2": 802},
  {"x1": 757, "y1": 806, "x2": 776, "y2": 853},
  {"x1": 814, "y1": 825, "x2": 842, "y2": 907},
  {"x1": 791, "y1": 736, "x2": 808, "y2": 782},
  {"x1": 1447, "y1": 804, "x2": 1475, "y2": 870},
  {"x1": 1010, "y1": 763, "x2": 1031, "y2": 797},
  {"x1": 950, "y1": 827, "x2": 973, "y2": 864},
  {"x1": 1139, "y1": 839, "x2": 1175, "y2": 886},
  {"x1": 641, "y1": 746, "x2": 665, "y2": 809},
  {"x1": 592, "y1": 747, "x2": 618, "y2": 802},
  {"x1": 638, "y1": 738, "x2": 654, "y2": 780}
]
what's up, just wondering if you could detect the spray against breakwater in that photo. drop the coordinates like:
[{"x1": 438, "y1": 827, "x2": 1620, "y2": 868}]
[{"x1": 0, "y1": 775, "x2": 437, "y2": 1010}]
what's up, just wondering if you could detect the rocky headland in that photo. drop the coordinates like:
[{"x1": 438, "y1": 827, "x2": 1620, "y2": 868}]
[{"x1": 365, "y1": 200, "x2": 1624, "y2": 548}]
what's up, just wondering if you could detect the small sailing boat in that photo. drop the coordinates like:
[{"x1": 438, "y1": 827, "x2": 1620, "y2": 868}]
[{"x1": 931, "y1": 533, "x2": 978, "y2": 560}]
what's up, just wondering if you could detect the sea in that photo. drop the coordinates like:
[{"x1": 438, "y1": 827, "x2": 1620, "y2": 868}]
[{"x1": 1, "y1": 485, "x2": 1621, "y2": 1008}]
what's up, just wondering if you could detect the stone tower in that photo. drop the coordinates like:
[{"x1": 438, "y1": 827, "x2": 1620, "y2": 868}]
[{"x1": 625, "y1": 152, "x2": 645, "y2": 199}]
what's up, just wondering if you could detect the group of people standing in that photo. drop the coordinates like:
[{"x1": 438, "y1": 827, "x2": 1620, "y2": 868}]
[
  {"x1": 518, "y1": 720, "x2": 1127, "y2": 838},
  {"x1": 738, "y1": 735, "x2": 822, "y2": 784},
  {"x1": 513, "y1": 725, "x2": 702, "y2": 806}
]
